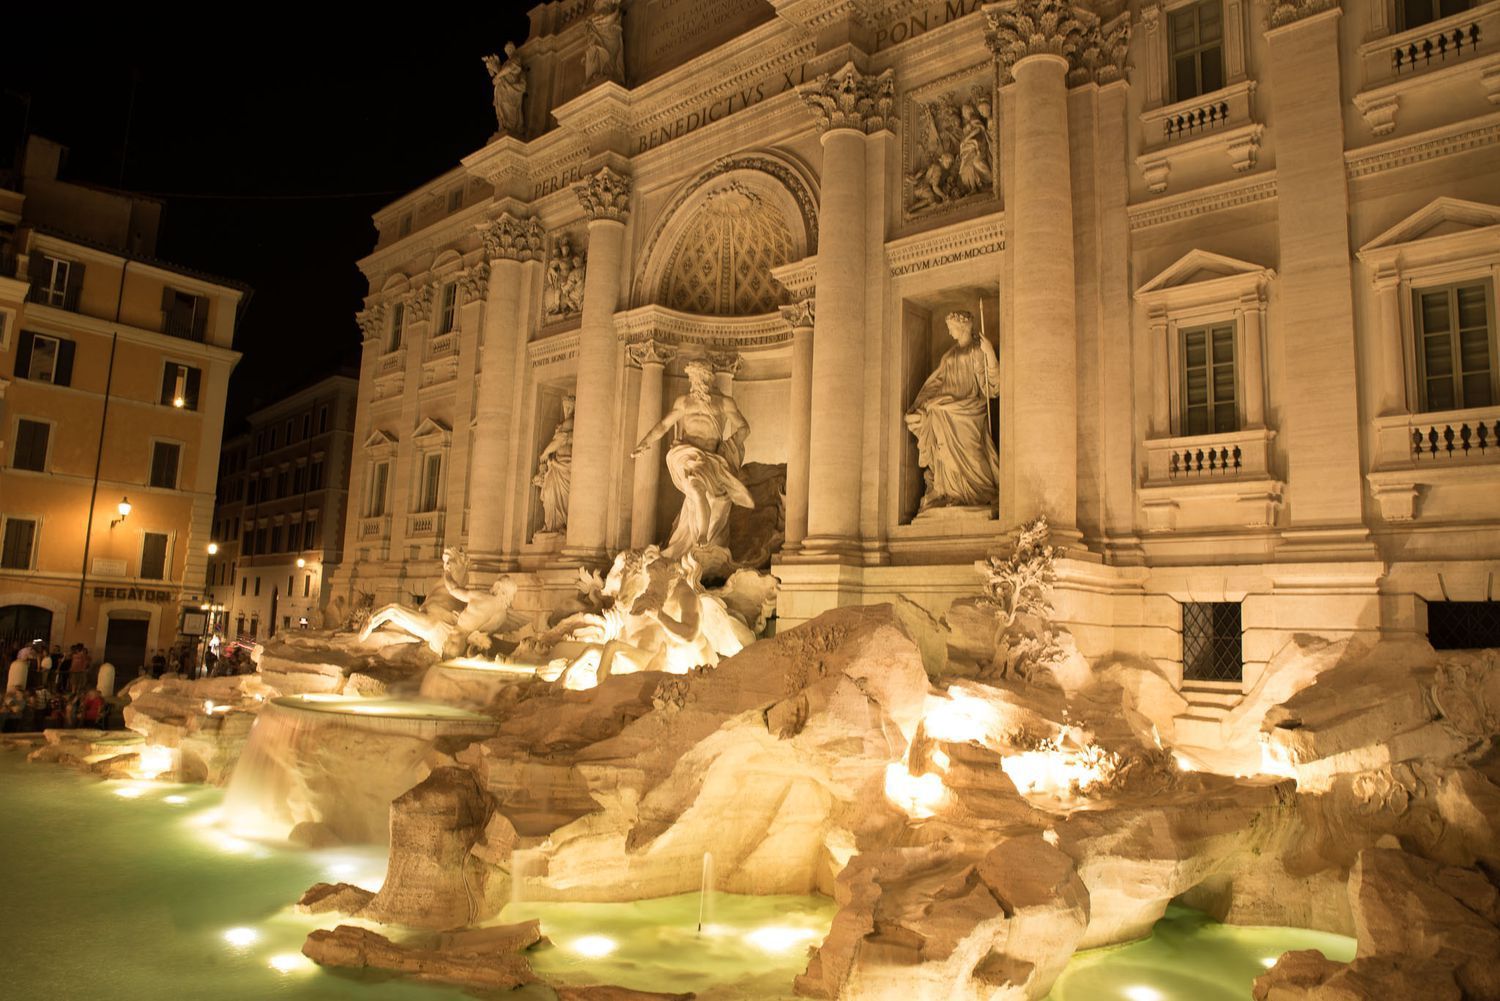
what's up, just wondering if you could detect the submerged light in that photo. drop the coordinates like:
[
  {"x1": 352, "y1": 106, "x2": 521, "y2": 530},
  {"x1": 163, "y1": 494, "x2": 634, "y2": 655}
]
[
  {"x1": 267, "y1": 952, "x2": 313, "y2": 974},
  {"x1": 570, "y1": 935, "x2": 618, "y2": 958},
  {"x1": 222, "y1": 927, "x2": 258, "y2": 948},
  {"x1": 1123, "y1": 987, "x2": 1164, "y2": 1001},
  {"x1": 136, "y1": 745, "x2": 175, "y2": 780},
  {"x1": 744, "y1": 926, "x2": 821, "y2": 953}
]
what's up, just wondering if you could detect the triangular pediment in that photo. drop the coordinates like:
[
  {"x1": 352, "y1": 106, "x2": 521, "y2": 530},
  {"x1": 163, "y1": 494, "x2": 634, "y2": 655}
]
[
  {"x1": 363, "y1": 429, "x2": 398, "y2": 450},
  {"x1": 1360, "y1": 197, "x2": 1500, "y2": 254},
  {"x1": 1135, "y1": 249, "x2": 1274, "y2": 297},
  {"x1": 411, "y1": 417, "x2": 452, "y2": 442}
]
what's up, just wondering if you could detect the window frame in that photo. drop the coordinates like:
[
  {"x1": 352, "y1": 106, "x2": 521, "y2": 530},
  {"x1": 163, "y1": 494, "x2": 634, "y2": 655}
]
[
  {"x1": 148, "y1": 440, "x2": 183, "y2": 490},
  {"x1": 417, "y1": 451, "x2": 444, "y2": 513},
  {"x1": 0, "y1": 515, "x2": 38, "y2": 570},
  {"x1": 139, "y1": 531, "x2": 171, "y2": 581},
  {"x1": 367, "y1": 460, "x2": 391, "y2": 517},
  {"x1": 11, "y1": 416, "x2": 53, "y2": 472},
  {"x1": 388, "y1": 302, "x2": 406, "y2": 352},
  {"x1": 1411, "y1": 278, "x2": 1498, "y2": 413},
  {"x1": 39, "y1": 255, "x2": 72, "y2": 308},
  {"x1": 1178, "y1": 321, "x2": 1240, "y2": 436},
  {"x1": 1396, "y1": 0, "x2": 1476, "y2": 31},
  {"x1": 1167, "y1": 0, "x2": 1226, "y2": 104},
  {"x1": 26, "y1": 332, "x2": 62, "y2": 383},
  {"x1": 437, "y1": 282, "x2": 458, "y2": 336}
]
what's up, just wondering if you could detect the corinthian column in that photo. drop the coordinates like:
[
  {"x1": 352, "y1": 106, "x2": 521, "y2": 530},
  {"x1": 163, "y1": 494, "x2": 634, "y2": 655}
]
[
  {"x1": 564, "y1": 165, "x2": 632, "y2": 563},
  {"x1": 795, "y1": 62, "x2": 895, "y2": 559},
  {"x1": 778, "y1": 299, "x2": 815, "y2": 551},
  {"x1": 627, "y1": 339, "x2": 677, "y2": 549},
  {"x1": 470, "y1": 212, "x2": 545, "y2": 568},
  {"x1": 985, "y1": 0, "x2": 1087, "y2": 540}
]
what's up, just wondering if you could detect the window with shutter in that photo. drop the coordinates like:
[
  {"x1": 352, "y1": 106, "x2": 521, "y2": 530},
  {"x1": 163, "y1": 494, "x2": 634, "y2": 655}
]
[
  {"x1": 1168, "y1": 0, "x2": 1225, "y2": 103},
  {"x1": 437, "y1": 283, "x2": 457, "y2": 335},
  {"x1": 369, "y1": 461, "x2": 390, "y2": 516},
  {"x1": 149, "y1": 442, "x2": 181, "y2": 489},
  {"x1": 389, "y1": 303, "x2": 405, "y2": 351},
  {"x1": 30, "y1": 254, "x2": 77, "y2": 309},
  {"x1": 140, "y1": 532, "x2": 169, "y2": 580},
  {"x1": 1180, "y1": 323, "x2": 1239, "y2": 435},
  {"x1": 162, "y1": 288, "x2": 208, "y2": 341},
  {"x1": 1414, "y1": 280, "x2": 1497, "y2": 412},
  {"x1": 160, "y1": 363, "x2": 202, "y2": 410},
  {"x1": 318, "y1": 405, "x2": 329, "y2": 433},
  {"x1": 1, "y1": 518, "x2": 37, "y2": 569},
  {"x1": 420, "y1": 453, "x2": 443, "y2": 512},
  {"x1": 1398, "y1": 0, "x2": 1475, "y2": 30},
  {"x1": 12, "y1": 419, "x2": 50, "y2": 471},
  {"x1": 304, "y1": 519, "x2": 317, "y2": 548}
]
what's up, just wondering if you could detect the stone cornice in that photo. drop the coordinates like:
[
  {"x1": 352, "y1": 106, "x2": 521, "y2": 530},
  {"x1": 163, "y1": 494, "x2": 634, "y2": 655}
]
[
  {"x1": 796, "y1": 62, "x2": 897, "y2": 134},
  {"x1": 771, "y1": 256, "x2": 818, "y2": 299},
  {"x1": 1344, "y1": 113, "x2": 1500, "y2": 180},
  {"x1": 1126, "y1": 174, "x2": 1278, "y2": 231},
  {"x1": 614, "y1": 304, "x2": 792, "y2": 350},
  {"x1": 573, "y1": 165, "x2": 632, "y2": 222},
  {"x1": 1267, "y1": 0, "x2": 1340, "y2": 31},
  {"x1": 478, "y1": 212, "x2": 546, "y2": 261},
  {"x1": 527, "y1": 330, "x2": 581, "y2": 368},
  {"x1": 885, "y1": 213, "x2": 1006, "y2": 277}
]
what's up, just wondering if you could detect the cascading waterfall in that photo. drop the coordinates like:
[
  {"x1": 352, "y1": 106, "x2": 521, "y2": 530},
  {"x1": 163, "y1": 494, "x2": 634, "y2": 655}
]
[
  {"x1": 698, "y1": 851, "x2": 715, "y2": 933},
  {"x1": 510, "y1": 848, "x2": 539, "y2": 908},
  {"x1": 221, "y1": 695, "x2": 498, "y2": 845}
]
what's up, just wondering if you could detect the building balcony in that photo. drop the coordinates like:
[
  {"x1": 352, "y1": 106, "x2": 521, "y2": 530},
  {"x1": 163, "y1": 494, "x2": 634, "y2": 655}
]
[
  {"x1": 406, "y1": 510, "x2": 445, "y2": 539},
  {"x1": 1139, "y1": 427, "x2": 1282, "y2": 532},
  {"x1": 1136, "y1": 81, "x2": 1262, "y2": 194},
  {"x1": 357, "y1": 514, "x2": 391, "y2": 541},
  {"x1": 1354, "y1": 1, "x2": 1500, "y2": 135},
  {"x1": 1367, "y1": 405, "x2": 1500, "y2": 520}
]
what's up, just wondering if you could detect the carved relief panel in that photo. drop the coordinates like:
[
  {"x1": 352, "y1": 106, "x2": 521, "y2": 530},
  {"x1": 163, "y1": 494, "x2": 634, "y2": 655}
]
[{"x1": 902, "y1": 66, "x2": 999, "y2": 222}]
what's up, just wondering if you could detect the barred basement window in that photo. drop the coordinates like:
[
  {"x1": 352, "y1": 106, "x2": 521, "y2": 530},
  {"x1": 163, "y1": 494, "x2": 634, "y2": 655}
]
[
  {"x1": 1182, "y1": 601, "x2": 1243, "y2": 682},
  {"x1": 1426, "y1": 600, "x2": 1500, "y2": 650}
]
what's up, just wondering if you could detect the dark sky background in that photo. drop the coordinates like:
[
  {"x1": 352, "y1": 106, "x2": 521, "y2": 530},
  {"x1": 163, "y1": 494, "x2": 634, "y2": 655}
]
[{"x1": 1, "y1": 13, "x2": 531, "y2": 429}]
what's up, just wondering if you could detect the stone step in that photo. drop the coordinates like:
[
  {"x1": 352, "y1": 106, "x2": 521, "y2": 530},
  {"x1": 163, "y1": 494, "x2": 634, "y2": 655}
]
[
  {"x1": 1173, "y1": 712, "x2": 1224, "y2": 747},
  {"x1": 1180, "y1": 684, "x2": 1243, "y2": 710}
]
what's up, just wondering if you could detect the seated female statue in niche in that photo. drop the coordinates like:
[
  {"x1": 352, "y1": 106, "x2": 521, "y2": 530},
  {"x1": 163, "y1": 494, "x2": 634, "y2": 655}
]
[
  {"x1": 533, "y1": 395, "x2": 574, "y2": 536},
  {"x1": 905, "y1": 309, "x2": 1000, "y2": 516}
]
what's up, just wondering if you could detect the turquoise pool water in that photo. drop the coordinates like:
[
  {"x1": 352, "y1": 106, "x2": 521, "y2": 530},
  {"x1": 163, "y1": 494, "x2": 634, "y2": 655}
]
[{"x1": 0, "y1": 750, "x2": 1354, "y2": 1001}]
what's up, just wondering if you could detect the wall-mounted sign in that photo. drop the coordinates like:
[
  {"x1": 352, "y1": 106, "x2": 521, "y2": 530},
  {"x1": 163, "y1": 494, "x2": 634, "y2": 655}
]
[
  {"x1": 91, "y1": 558, "x2": 127, "y2": 577},
  {"x1": 93, "y1": 586, "x2": 174, "y2": 603}
]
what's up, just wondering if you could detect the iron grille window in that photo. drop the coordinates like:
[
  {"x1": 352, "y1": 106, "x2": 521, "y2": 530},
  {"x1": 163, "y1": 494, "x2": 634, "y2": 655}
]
[
  {"x1": 1182, "y1": 601, "x2": 1243, "y2": 682},
  {"x1": 1427, "y1": 600, "x2": 1500, "y2": 649}
]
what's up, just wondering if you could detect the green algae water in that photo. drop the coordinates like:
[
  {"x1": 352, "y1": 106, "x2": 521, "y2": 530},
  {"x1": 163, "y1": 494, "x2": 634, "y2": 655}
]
[
  {"x1": 1045, "y1": 904, "x2": 1357, "y2": 1001},
  {"x1": 1, "y1": 750, "x2": 1354, "y2": 1001}
]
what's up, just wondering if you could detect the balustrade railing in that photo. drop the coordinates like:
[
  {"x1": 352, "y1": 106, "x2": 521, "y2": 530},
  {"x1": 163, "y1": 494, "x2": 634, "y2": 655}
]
[
  {"x1": 358, "y1": 514, "x2": 391, "y2": 540},
  {"x1": 1392, "y1": 20, "x2": 1483, "y2": 75},
  {"x1": 1169, "y1": 443, "x2": 1243, "y2": 477},
  {"x1": 1162, "y1": 100, "x2": 1232, "y2": 141},
  {"x1": 1410, "y1": 416, "x2": 1500, "y2": 459}
]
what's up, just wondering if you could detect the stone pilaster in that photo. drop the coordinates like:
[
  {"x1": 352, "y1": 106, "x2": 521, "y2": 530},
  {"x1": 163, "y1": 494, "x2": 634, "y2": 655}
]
[
  {"x1": 564, "y1": 166, "x2": 632, "y2": 563},
  {"x1": 778, "y1": 298, "x2": 815, "y2": 552},
  {"x1": 470, "y1": 212, "x2": 545, "y2": 569},
  {"x1": 1371, "y1": 268, "x2": 1407, "y2": 416},
  {"x1": 627, "y1": 339, "x2": 677, "y2": 549},
  {"x1": 795, "y1": 63, "x2": 894, "y2": 559},
  {"x1": 1264, "y1": 2, "x2": 1369, "y2": 552}
]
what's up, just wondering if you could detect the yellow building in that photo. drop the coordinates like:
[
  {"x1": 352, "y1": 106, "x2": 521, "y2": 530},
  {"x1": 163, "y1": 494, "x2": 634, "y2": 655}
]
[{"x1": 0, "y1": 137, "x2": 245, "y2": 680}]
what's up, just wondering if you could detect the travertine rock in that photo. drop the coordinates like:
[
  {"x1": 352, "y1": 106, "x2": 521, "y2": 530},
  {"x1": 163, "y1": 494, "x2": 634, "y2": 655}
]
[
  {"x1": 301, "y1": 924, "x2": 536, "y2": 990},
  {"x1": 295, "y1": 881, "x2": 376, "y2": 915}
]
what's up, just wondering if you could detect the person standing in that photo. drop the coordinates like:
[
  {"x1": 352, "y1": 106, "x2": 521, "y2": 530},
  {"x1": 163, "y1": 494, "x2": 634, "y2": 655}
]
[{"x1": 70, "y1": 644, "x2": 91, "y2": 694}]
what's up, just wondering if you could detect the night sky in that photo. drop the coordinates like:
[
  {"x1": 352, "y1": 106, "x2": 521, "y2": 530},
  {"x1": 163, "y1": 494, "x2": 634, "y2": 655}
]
[{"x1": 2, "y1": 14, "x2": 530, "y2": 428}]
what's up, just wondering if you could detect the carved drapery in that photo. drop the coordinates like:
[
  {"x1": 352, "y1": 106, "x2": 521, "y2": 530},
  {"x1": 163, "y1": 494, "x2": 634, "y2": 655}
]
[
  {"x1": 479, "y1": 212, "x2": 545, "y2": 262},
  {"x1": 573, "y1": 165, "x2": 632, "y2": 222},
  {"x1": 982, "y1": 0, "x2": 1131, "y2": 86},
  {"x1": 1268, "y1": 0, "x2": 1340, "y2": 29},
  {"x1": 796, "y1": 62, "x2": 897, "y2": 134}
]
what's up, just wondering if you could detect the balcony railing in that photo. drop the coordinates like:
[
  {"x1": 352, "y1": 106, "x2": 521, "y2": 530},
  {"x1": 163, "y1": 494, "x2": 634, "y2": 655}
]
[
  {"x1": 358, "y1": 514, "x2": 391, "y2": 540},
  {"x1": 406, "y1": 511, "x2": 445, "y2": 538},
  {"x1": 1144, "y1": 426, "x2": 1276, "y2": 487},
  {"x1": 1392, "y1": 19, "x2": 1483, "y2": 75},
  {"x1": 1360, "y1": 1, "x2": 1498, "y2": 87}
]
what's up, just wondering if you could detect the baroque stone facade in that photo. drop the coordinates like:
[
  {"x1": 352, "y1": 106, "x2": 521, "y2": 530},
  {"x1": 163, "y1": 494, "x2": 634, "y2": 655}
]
[{"x1": 337, "y1": 0, "x2": 1500, "y2": 717}]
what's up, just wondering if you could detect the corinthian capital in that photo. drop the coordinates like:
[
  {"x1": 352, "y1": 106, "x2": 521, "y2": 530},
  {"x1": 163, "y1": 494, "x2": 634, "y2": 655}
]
[
  {"x1": 355, "y1": 304, "x2": 386, "y2": 342},
  {"x1": 573, "y1": 165, "x2": 632, "y2": 222},
  {"x1": 406, "y1": 284, "x2": 434, "y2": 323},
  {"x1": 479, "y1": 212, "x2": 545, "y2": 262},
  {"x1": 1075, "y1": 11, "x2": 1131, "y2": 85},
  {"x1": 626, "y1": 338, "x2": 678, "y2": 369},
  {"x1": 778, "y1": 298, "x2": 815, "y2": 330},
  {"x1": 459, "y1": 262, "x2": 490, "y2": 302},
  {"x1": 796, "y1": 62, "x2": 896, "y2": 135},
  {"x1": 983, "y1": 0, "x2": 1089, "y2": 83},
  {"x1": 1268, "y1": 0, "x2": 1340, "y2": 29}
]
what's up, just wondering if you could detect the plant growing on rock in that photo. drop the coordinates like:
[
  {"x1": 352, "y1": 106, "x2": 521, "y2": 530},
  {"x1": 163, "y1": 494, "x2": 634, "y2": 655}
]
[{"x1": 982, "y1": 516, "x2": 1064, "y2": 682}]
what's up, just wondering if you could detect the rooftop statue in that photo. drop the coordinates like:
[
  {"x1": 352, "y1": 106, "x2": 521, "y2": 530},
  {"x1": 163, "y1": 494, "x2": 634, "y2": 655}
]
[
  {"x1": 482, "y1": 43, "x2": 525, "y2": 138},
  {"x1": 532, "y1": 395, "x2": 574, "y2": 537},
  {"x1": 583, "y1": 0, "x2": 624, "y2": 87},
  {"x1": 905, "y1": 309, "x2": 1000, "y2": 515},
  {"x1": 631, "y1": 359, "x2": 753, "y2": 564}
]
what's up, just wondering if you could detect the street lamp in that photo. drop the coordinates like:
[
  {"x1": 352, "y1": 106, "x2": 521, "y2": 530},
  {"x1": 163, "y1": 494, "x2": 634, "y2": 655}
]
[
  {"x1": 296, "y1": 557, "x2": 306, "y2": 568},
  {"x1": 207, "y1": 542, "x2": 219, "y2": 555},
  {"x1": 110, "y1": 497, "x2": 132, "y2": 528}
]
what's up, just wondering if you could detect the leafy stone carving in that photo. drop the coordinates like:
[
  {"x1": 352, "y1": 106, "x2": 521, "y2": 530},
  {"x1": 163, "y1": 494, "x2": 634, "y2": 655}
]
[
  {"x1": 983, "y1": 0, "x2": 1091, "y2": 83},
  {"x1": 1074, "y1": 11, "x2": 1132, "y2": 85},
  {"x1": 796, "y1": 62, "x2": 896, "y2": 134},
  {"x1": 459, "y1": 263, "x2": 489, "y2": 303},
  {"x1": 356, "y1": 304, "x2": 386, "y2": 342},
  {"x1": 479, "y1": 213, "x2": 544, "y2": 262},
  {"x1": 778, "y1": 298, "x2": 815, "y2": 330},
  {"x1": 981, "y1": 516, "x2": 1064, "y2": 681},
  {"x1": 572, "y1": 165, "x2": 632, "y2": 222},
  {"x1": 625, "y1": 338, "x2": 678, "y2": 369},
  {"x1": 1268, "y1": 0, "x2": 1340, "y2": 29},
  {"x1": 406, "y1": 284, "x2": 434, "y2": 324}
]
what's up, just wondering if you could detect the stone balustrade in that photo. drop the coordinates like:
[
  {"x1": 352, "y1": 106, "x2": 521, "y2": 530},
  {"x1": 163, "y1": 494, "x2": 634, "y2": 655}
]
[
  {"x1": 406, "y1": 511, "x2": 445, "y2": 539},
  {"x1": 1372, "y1": 405, "x2": 1500, "y2": 467},
  {"x1": 1354, "y1": 0, "x2": 1498, "y2": 134},
  {"x1": 358, "y1": 514, "x2": 391, "y2": 541},
  {"x1": 1139, "y1": 427, "x2": 1281, "y2": 533},
  {"x1": 1144, "y1": 426, "x2": 1275, "y2": 486}
]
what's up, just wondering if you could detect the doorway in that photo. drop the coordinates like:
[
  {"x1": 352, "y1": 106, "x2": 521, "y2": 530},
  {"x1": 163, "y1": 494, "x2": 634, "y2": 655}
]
[
  {"x1": 103, "y1": 613, "x2": 151, "y2": 686},
  {"x1": 0, "y1": 604, "x2": 53, "y2": 649}
]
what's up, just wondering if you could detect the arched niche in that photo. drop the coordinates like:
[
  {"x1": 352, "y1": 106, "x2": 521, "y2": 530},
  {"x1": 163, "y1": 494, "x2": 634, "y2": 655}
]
[{"x1": 633, "y1": 152, "x2": 819, "y2": 313}]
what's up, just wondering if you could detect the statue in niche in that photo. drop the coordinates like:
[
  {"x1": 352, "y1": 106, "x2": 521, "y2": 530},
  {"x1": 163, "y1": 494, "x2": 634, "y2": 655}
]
[
  {"x1": 544, "y1": 237, "x2": 585, "y2": 319},
  {"x1": 905, "y1": 310, "x2": 1000, "y2": 515},
  {"x1": 483, "y1": 43, "x2": 526, "y2": 138},
  {"x1": 907, "y1": 86, "x2": 995, "y2": 215},
  {"x1": 583, "y1": 0, "x2": 624, "y2": 86},
  {"x1": 533, "y1": 395, "x2": 574, "y2": 536},
  {"x1": 631, "y1": 359, "x2": 753, "y2": 565}
]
